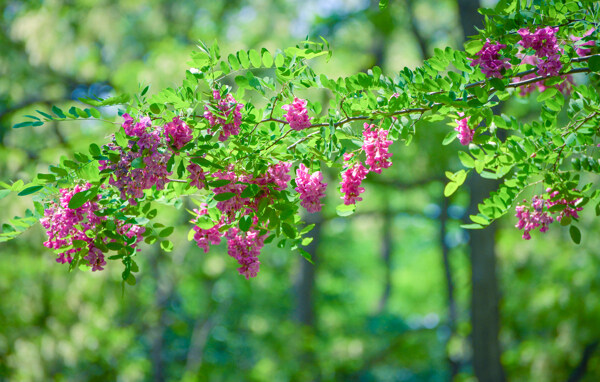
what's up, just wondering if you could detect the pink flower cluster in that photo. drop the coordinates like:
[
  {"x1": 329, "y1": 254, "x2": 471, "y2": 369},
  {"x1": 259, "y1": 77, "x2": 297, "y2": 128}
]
[
  {"x1": 515, "y1": 195, "x2": 554, "y2": 240},
  {"x1": 339, "y1": 124, "x2": 393, "y2": 205},
  {"x1": 470, "y1": 39, "x2": 511, "y2": 79},
  {"x1": 282, "y1": 97, "x2": 312, "y2": 131},
  {"x1": 190, "y1": 163, "x2": 293, "y2": 278},
  {"x1": 340, "y1": 162, "x2": 369, "y2": 205},
  {"x1": 164, "y1": 116, "x2": 193, "y2": 150},
  {"x1": 515, "y1": 189, "x2": 583, "y2": 240},
  {"x1": 191, "y1": 204, "x2": 225, "y2": 253},
  {"x1": 187, "y1": 163, "x2": 206, "y2": 189},
  {"x1": 545, "y1": 188, "x2": 583, "y2": 222},
  {"x1": 518, "y1": 27, "x2": 562, "y2": 76},
  {"x1": 40, "y1": 183, "x2": 106, "y2": 266},
  {"x1": 455, "y1": 113, "x2": 474, "y2": 145},
  {"x1": 363, "y1": 123, "x2": 393, "y2": 173},
  {"x1": 40, "y1": 184, "x2": 146, "y2": 271},
  {"x1": 99, "y1": 115, "x2": 172, "y2": 205},
  {"x1": 295, "y1": 164, "x2": 327, "y2": 213},
  {"x1": 513, "y1": 54, "x2": 573, "y2": 95},
  {"x1": 226, "y1": 224, "x2": 266, "y2": 280},
  {"x1": 204, "y1": 89, "x2": 244, "y2": 141},
  {"x1": 122, "y1": 113, "x2": 151, "y2": 137}
]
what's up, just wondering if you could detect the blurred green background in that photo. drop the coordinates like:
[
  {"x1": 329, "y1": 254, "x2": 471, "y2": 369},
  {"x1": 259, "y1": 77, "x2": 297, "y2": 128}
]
[{"x1": 2, "y1": 0, "x2": 600, "y2": 381}]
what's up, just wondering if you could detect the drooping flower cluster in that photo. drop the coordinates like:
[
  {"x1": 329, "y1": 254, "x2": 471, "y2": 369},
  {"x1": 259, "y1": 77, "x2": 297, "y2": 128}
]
[
  {"x1": 282, "y1": 97, "x2": 312, "y2": 131},
  {"x1": 122, "y1": 113, "x2": 150, "y2": 137},
  {"x1": 339, "y1": 124, "x2": 393, "y2": 205},
  {"x1": 40, "y1": 184, "x2": 147, "y2": 271},
  {"x1": 164, "y1": 116, "x2": 193, "y2": 150},
  {"x1": 470, "y1": 39, "x2": 510, "y2": 79},
  {"x1": 40, "y1": 183, "x2": 106, "y2": 266},
  {"x1": 258, "y1": 162, "x2": 292, "y2": 191},
  {"x1": 545, "y1": 188, "x2": 583, "y2": 222},
  {"x1": 191, "y1": 204, "x2": 225, "y2": 253},
  {"x1": 455, "y1": 113, "x2": 474, "y2": 145},
  {"x1": 340, "y1": 162, "x2": 369, "y2": 205},
  {"x1": 189, "y1": 163, "x2": 294, "y2": 278},
  {"x1": 515, "y1": 195, "x2": 554, "y2": 240},
  {"x1": 187, "y1": 163, "x2": 206, "y2": 189},
  {"x1": 362, "y1": 123, "x2": 393, "y2": 173},
  {"x1": 518, "y1": 27, "x2": 562, "y2": 76},
  {"x1": 99, "y1": 115, "x2": 172, "y2": 205},
  {"x1": 226, "y1": 223, "x2": 267, "y2": 280},
  {"x1": 295, "y1": 164, "x2": 327, "y2": 213},
  {"x1": 515, "y1": 189, "x2": 582, "y2": 240},
  {"x1": 204, "y1": 89, "x2": 244, "y2": 141}
]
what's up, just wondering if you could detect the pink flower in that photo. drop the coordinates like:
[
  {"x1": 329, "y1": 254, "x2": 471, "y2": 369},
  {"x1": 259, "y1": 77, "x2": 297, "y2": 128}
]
[
  {"x1": 98, "y1": 119, "x2": 172, "y2": 205},
  {"x1": 570, "y1": 28, "x2": 595, "y2": 57},
  {"x1": 164, "y1": 116, "x2": 193, "y2": 150},
  {"x1": 282, "y1": 97, "x2": 312, "y2": 131},
  {"x1": 204, "y1": 89, "x2": 244, "y2": 141},
  {"x1": 518, "y1": 27, "x2": 563, "y2": 76},
  {"x1": 187, "y1": 163, "x2": 206, "y2": 189},
  {"x1": 122, "y1": 113, "x2": 150, "y2": 137},
  {"x1": 226, "y1": 224, "x2": 267, "y2": 279},
  {"x1": 295, "y1": 164, "x2": 327, "y2": 213},
  {"x1": 191, "y1": 205, "x2": 225, "y2": 253},
  {"x1": 470, "y1": 39, "x2": 511, "y2": 79},
  {"x1": 362, "y1": 123, "x2": 393, "y2": 173},
  {"x1": 454, "y1": 113, "x2": 474, "y2": 145},
  {"x1": 340, "y1": 162, "x2": 368, "y2": 205},
  {"x1": 514, "y1": 189, "x2": 582, "y2": 240}
]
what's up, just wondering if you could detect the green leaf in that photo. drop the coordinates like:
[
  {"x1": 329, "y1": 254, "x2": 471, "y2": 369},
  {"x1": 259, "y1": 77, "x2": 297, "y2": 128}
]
[
  {"x1": 464, "y1": 40, "x2": 484, "y2": 55},
  {"x1": 458, "y1": 151, "x2": 475, "y2": 168},
  {"x1": 249, "y1": 49, "x2": 262, "y2": 67},
  {"x1": 379, "y1": 0, "x2": 388, "y2": 10},
  {"x1": 214, "y1": 192, "x2": 236, "y2": 201},
  {"x1": 159, "y1": 227, "x2": 174, "y2": 237},
  {"x1": 536, "y1": 88, "x2": 558, "y2": 102},
  {"x1": 238, "y1": 50, "x2": 250, "y2": 68},
  {"x1": 569, "y1": 225, "x2": 581, "y2": 244},
  {"x1": 131, "y1": 157, "x2": 145, "y2": 169},
  {"x1": 460, "y1": 223, "x2": 485, "y2": 229},
  {"x1": 239, "y1": 215, "x2": 252, "y2": 232},
  {"x1": 89, "y1": 143, "x2": 101, "y2": 156},
  {"x1": 125, "y1": 273, "x2": 136, "y2": 285},
  {"x1": 589, "y1": 55, "x2": 600, "y2": 72},
  {"x1": 442, "y1": 130, "x2": 457, "y2": 145},
  {"x1": 160, "y1": 240, "x2": 174, "y2": 252},
  {"x1": 52, "y1": 106, "x2": 66, "y2": 118},
  {"x1": 240, "y1": 184, "x2": 260, "y2": 198},
  {"x1": 195, "y1": 215, "x2": 216, "y2": 230},
  {"x1": 262, "y1": 49, "x2": 273, "y2": 67},
  {"x1": 0, "y1": 190, "x2": 10, "y2": 200},
  {"x1": 17, "y1": 185, "x2": 43, "y2": 196},
  {"x1": 79, "y1": 94, "x2": 130, "y2": 107},
  {"x1": 299, "y1": 248, "x2": 314, "y2": 264},
  {"x1": 68, "y1": 188, "x2": 97, "y2": 209},
  {"x1": 444, "y1": 182, "x2": 459, "y2": 197},
  {"x1": 336, "y1": 204, "x2": 355, "y2": 216},
  {"x1": 282, "y1": 223, "x2": 296, "y2": 239}
]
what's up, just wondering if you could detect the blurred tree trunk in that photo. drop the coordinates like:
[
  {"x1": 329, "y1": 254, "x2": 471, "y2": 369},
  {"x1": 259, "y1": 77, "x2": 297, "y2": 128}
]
[
  {"x1": 376, "y1": 200, "x2": 393, "y2": 313},
  {"x1": 294, "y1": 211, "x2": 322, "y2": 326},
  {"x1": 456, "y1": 1, "x2": 506, "y2": 381}
]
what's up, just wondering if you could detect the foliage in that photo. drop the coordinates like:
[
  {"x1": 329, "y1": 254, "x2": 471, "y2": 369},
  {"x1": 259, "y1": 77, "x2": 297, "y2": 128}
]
[{"x1": 2, "y1": 1, "x2": 600, "y2": 286}]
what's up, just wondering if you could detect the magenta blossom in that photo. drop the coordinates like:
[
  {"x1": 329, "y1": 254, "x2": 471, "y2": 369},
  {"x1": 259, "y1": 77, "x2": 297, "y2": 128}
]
[
  {"x1": 282, "y1": 97, "x2": 312, "y2": 131},
  {"x1": 295, "y1": 164, "x2": 327, "y2": 213}
]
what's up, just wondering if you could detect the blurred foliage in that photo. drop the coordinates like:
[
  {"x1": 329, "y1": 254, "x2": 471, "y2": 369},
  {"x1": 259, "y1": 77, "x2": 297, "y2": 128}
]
[{"x1": 1, "y1": 0, "x2": 600, "y2": 381}]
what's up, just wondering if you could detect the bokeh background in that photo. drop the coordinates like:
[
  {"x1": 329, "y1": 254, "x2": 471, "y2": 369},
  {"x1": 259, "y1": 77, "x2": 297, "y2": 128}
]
[{"x1": 2, "y1": 0, "x2": 600, "y2": 381}]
